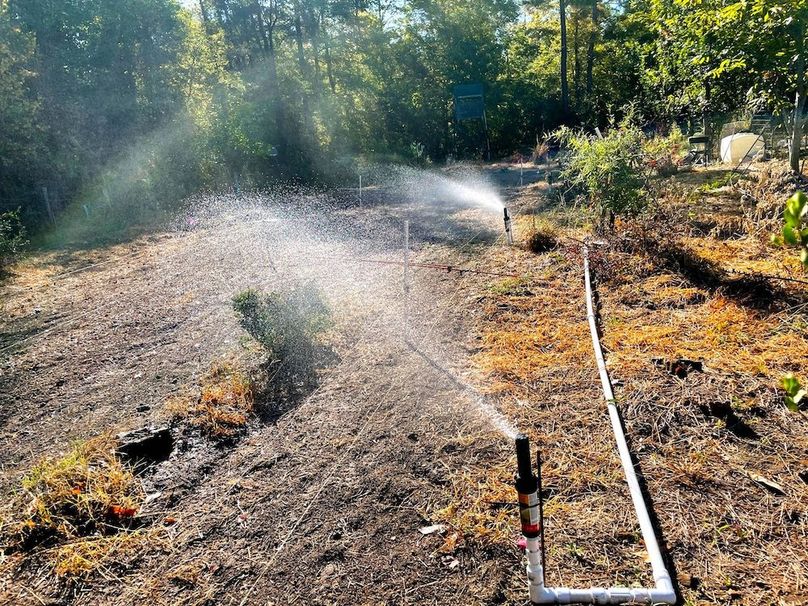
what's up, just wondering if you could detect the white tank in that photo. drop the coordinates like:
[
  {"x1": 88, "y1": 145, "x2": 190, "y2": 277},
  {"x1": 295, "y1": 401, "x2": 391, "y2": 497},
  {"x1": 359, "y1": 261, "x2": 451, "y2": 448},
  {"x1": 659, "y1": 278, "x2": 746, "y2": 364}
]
[{"x1": 720, "y1": 132, "x2": 764, "y2": 163}]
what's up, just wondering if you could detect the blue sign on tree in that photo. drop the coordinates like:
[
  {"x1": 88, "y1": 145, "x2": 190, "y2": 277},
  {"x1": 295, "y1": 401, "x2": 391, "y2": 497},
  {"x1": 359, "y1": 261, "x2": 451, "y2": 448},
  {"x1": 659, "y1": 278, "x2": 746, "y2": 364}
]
[{"x1": 453, "y1": 83, "x2": 485, "y2": 121}]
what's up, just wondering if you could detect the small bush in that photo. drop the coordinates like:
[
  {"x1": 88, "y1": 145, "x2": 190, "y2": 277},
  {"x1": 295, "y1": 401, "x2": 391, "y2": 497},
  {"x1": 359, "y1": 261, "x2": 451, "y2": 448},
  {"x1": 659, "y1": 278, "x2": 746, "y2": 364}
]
[
  {"x1": 643, "y1": 124, "x2": 688, "y2": 176},
  {"x1": 0, "y1": 209, "x2": 28, "y2": 272},
  {"x1": 524, "y1": 222, "x2": 558, "y2": 253},
  {"x1": 232, "y1": 284, "x2": 331, "y2": 388},
  {"x1": 555, "y1": 114, "x2": 647, "y2": 228}
]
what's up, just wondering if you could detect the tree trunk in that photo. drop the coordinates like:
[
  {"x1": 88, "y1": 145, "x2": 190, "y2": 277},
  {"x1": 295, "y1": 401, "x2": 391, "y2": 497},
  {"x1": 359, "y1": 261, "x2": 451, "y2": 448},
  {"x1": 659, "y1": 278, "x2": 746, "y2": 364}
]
[
  {"x1": 586, "y1": 0, "x2": 596, "y2": 98},
  {"x1": 573, "y1": 11, "x2": 580, "y2": 108},
  {"x1": 293, "y1": 0, "x2": 313, "y2": 136},
  {"x1": 790, "y1": 49, "x2": 806, "y2": 174},
  {"x1": 261, "y1": 3, "x2": 289, "y2": 161},
  {"x1": 323, "y1": 16, "x2": 337, "y2": 94},
  {"x1": 311, "y1": 36, "x2": 323, "y2": 94},
  {"x1": 256, "y1": 5, "x2": 271, "y2": 55},
  {"x1": 293, "y1": 1, "x2": 308, "y2": 79},
  {"x1": 198, "y1": 0, "x2": 209, "y2": 30},
  {"x1": 560, "y1": 0, "x2": 569, "y2": 115}
]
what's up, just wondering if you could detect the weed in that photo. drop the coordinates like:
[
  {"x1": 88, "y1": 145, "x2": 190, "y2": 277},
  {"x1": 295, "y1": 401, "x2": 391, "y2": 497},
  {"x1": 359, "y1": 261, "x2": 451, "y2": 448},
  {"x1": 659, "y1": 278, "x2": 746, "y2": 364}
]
[
  {"x1": 2, "y1": 435, "x2": 143, "y2": 548},
  {"x1": 524, "y1": 223, "x2": 558, "y2": 253},
  {"x1": 0, "y1": 209, "x2": 27, "y2": 273},
  {"x1": 0, "y1": 435, "x2": 151, "y2": 577},
  {"x1": 698, "y1": 172, "x2": 737, "y2": 193},
  {"x1": 781, "y1": 373, "x2": 806, "y2": 412},
  {"x1": 488, "y1": 276, "x2": 534, "y2": 297},
  {"x1": 770, "y1": 190, "x2": 808, "y2": 267}
]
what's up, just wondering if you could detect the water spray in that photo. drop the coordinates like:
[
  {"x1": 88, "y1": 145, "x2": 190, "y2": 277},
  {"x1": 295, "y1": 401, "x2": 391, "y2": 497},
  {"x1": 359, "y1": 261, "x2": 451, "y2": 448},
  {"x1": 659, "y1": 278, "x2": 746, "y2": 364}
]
[{"x1": 503, "y1": 207, "x2": 514, "y2": 245}]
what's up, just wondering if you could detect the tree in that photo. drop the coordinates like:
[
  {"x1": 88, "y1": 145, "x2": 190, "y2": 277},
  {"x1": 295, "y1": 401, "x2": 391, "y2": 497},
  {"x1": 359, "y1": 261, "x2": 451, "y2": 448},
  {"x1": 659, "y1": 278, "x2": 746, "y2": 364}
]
[
  {"x1": 645, "y1": 0, "x2": 808, "y2": 172},
  {"x1": 560, "y1": 0, "x2": 570, "y2": 114},
  {"x1": 0, "y1": 0, "x2": 42, "y2": 216}
]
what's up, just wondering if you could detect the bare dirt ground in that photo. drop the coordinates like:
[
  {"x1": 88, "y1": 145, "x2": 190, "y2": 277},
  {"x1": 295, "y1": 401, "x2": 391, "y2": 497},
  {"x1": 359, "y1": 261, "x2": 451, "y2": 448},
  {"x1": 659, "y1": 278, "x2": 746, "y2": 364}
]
[{"x1": 0, "y1": 180, "x2": 531, "y2": 605}]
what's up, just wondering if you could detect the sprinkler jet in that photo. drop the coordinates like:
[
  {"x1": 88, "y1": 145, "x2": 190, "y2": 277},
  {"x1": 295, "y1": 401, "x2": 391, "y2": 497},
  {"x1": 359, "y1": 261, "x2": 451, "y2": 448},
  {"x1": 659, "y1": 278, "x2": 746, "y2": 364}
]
[{"x1": 503, "y1": 207, "x2": 514, "y2": 245}]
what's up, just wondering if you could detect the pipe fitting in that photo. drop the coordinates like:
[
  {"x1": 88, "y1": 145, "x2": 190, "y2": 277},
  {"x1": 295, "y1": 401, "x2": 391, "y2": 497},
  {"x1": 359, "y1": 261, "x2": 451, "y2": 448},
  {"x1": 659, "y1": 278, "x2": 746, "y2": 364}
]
[{"x1": 530, "y1": 584, "x2": 677, "y2": 605}]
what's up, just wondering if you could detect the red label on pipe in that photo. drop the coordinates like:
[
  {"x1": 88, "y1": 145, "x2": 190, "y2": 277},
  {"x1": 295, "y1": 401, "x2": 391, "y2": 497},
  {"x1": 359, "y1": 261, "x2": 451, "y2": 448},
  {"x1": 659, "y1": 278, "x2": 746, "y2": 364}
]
[{"x1": 518, "y1": 491, "x2": 541, "y2": 536}]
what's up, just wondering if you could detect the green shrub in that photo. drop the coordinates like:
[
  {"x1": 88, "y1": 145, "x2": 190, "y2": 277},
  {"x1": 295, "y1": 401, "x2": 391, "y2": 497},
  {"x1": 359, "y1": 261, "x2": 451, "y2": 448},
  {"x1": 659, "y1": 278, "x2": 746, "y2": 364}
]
[
  {"x1": 643, "y1": 124, "x2": 688, "y2": 176},
  {"x1": 0, "y1": 210, "x2": 28, "y2": 272},
  {"x1": 555, "y1": 115, "x2": 647, "y2": 228},
  {"x1": 232, "y1": 284, "x2": 331, "y2": 387}
]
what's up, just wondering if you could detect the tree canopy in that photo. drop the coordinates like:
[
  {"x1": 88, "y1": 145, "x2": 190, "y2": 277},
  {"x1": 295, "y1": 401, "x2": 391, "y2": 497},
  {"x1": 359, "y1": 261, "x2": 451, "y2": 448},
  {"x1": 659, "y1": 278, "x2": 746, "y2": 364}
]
[{"x1": 0, "y1": 0, "x2": 806, "y2": 235}]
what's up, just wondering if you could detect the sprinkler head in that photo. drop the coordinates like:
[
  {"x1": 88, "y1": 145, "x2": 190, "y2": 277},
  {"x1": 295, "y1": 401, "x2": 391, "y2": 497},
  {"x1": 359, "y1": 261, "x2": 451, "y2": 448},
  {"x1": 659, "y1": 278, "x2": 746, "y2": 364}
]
[
  {"x1": 515, "y1": 433, "x2": 536, "y2": 491},
  {"x1": 503, "y1": 207, "x2": 514, "y2": 245},
  {"x1": 514, "y1": 433, "x2": 541, "y2": 538}
]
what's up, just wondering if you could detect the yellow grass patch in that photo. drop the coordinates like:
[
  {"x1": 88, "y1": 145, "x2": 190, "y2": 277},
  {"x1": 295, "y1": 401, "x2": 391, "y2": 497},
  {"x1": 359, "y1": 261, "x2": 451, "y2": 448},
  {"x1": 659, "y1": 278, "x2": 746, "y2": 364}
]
[
  {"x1": 432, "y1": 457, "x2": 517, "y2": 547},
  {"x1": 0, "y1": 435, "x2": 158, "y2": 578},
  {"x1": 604, "y1": 293, "x2": 808, "y2": 377},
  {"x1": 51, "y1": 529, "x2": 166, "y2": 577},
  {"x1": 682, "y1": 235, "x2": 805, "y2": 277},
  {"x1": 165, "y1": 360, "x2": 255, "y2": 438},
  {"x1": 1, "y1": 435, "x2": 143, "y2": 546}
]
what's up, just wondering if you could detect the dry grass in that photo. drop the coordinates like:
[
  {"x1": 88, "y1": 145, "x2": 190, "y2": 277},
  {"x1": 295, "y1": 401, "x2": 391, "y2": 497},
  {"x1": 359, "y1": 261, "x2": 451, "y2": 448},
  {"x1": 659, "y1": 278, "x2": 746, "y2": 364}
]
[
  {"x1": 439, "y1": 171, "x2": 808, "y2": 603},
  {"x1": 50, "y1": 529, "x2": 166, "y2": 577},
  {"x1": 165, "y1": 360, "x2": 256, "y2": 438},
  {"x1": 433, "y1": 216, "x2": 648, "y2": 588},
  {"x1": 519, "y1": 216, "x2": 559, "y2": 253},
  {"x1": 595, "y1": 180, "x2": 808, "y2": 601}
]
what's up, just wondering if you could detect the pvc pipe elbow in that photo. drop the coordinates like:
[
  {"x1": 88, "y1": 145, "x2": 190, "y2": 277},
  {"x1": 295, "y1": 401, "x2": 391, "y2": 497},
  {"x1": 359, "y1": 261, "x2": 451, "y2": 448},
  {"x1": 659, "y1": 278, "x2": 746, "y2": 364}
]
[
  {"x1": 529, "y1": 584, "x2": 676, "y2": 605},
  {"x1": 651, "y1": 577, "x2": 677, "y2": 604}
]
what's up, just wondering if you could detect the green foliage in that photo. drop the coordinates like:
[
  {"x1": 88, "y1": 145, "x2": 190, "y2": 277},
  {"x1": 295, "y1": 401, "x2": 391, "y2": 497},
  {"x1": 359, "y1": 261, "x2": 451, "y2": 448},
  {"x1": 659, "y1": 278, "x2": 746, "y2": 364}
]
[
  {"x1": 556, "y1": 114, "x2": 648, "y2": 223},
  {"x1": 0, "y1": 209, "x2": 27, "y2": 270},
  {"x1": 232, "y1": 285, "x2": 331, "y2": 384},
  {"x1": 770, "y1": 190, "x2": 808, "y2": 267},
  {"x1": 3, "y1": 0, "x2": 808, "y2": 238},
  {"x1": 0, "y1": 1, "x2": 42, "y2": 208},
  {"x1": 642, "y1": 124, "x2": 687, "y2": 176},
  {"x1": 781, "y1": 373, "x2": 806, "y2": 411}
]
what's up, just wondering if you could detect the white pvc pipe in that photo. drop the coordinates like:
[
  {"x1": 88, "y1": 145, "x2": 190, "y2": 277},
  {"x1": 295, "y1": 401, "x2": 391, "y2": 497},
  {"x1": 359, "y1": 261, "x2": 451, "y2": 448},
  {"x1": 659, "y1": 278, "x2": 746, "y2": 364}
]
[
  {"x1": 525, "y1": 246, "x2": 675, "y2": 605},
  {"x1": 403, "y1": 220, "x2": 410, "y2": 342}
]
